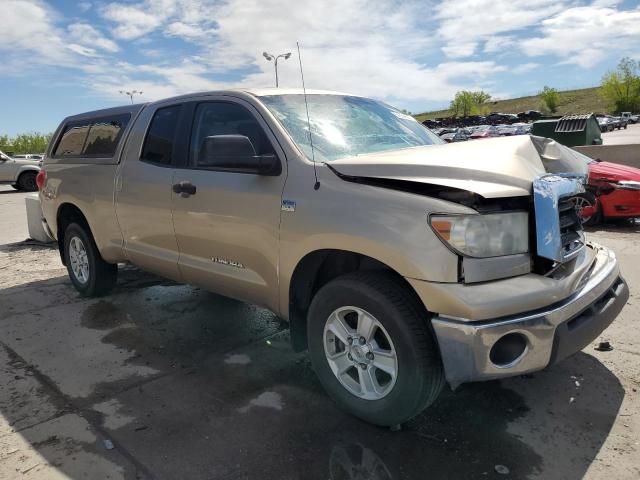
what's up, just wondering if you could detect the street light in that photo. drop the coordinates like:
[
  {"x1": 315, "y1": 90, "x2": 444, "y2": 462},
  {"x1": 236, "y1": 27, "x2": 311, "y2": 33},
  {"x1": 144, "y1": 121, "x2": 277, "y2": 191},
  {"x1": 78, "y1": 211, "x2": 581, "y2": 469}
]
[
  {"x1": 119, "y1": 90, "x2": 143, "y2": 104},
  {"x1": 262, "y1": 51, "x2": 291, "y2": 87}
]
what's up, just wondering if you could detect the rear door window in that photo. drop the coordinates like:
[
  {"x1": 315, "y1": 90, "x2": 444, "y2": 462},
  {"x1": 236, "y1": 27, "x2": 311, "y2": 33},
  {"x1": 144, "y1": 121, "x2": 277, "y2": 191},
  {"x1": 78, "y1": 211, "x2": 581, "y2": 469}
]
[
  {"x1": 83, "y1": 114, "x2": 130, "y2": 156},
  {"x1": 54, "y1": 121, "x2": 91, "y2": 157},
  {"x1": 53, "y1": 113, "x2": 131, "y2": 158},
  {"x1": 140, "y1": 106, "x2": 182, "y2": 166}
]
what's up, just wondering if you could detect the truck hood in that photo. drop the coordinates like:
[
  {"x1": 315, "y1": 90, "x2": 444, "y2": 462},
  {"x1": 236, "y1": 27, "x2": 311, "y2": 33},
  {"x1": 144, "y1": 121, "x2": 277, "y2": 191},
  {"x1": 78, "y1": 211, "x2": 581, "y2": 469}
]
[{"x1": 328, "y1": 135, "x2": 590, "y2": 198}]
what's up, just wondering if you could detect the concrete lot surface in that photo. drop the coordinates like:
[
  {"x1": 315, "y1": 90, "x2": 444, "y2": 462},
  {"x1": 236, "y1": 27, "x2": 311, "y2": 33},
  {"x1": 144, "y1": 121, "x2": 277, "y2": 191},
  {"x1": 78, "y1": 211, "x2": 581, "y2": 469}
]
[
  {"x1": 602, "y1": 123, "x2": 640, "y2": 145},
  {"x1": 0, "y1": 185, "x2": 638, "y2": 479}
]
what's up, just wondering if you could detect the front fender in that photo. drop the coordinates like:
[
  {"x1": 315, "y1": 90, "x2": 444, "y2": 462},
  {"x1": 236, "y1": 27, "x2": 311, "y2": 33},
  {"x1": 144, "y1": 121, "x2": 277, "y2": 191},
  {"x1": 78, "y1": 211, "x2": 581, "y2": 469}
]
[
  {"x1": 14, "y1": 164, "x2": 40, "y2": 181},
  {"x1": 278, "y1": 170, "x2": 475, "y2": 317}
]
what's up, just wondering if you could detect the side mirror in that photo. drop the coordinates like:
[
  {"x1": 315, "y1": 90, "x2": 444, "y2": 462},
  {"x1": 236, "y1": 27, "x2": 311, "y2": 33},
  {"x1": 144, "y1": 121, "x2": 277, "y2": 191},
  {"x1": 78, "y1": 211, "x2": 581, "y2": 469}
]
[{"x1": 199, "y1": 135, "x2": 280, "y2": 176}]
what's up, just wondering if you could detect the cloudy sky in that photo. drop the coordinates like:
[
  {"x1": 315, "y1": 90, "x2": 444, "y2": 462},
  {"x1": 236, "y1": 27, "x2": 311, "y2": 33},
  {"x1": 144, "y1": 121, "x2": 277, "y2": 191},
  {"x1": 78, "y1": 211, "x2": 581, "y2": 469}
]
[{"x1": 1, "y1": 0, "x2": 639, "y2": 135}]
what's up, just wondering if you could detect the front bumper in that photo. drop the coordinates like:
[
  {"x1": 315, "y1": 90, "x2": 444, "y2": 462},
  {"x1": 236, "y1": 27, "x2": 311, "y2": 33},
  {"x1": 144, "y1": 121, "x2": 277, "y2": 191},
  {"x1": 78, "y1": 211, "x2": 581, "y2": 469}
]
[{"x1": 430, "y1": 244, "x2": 628, "y2": 388}]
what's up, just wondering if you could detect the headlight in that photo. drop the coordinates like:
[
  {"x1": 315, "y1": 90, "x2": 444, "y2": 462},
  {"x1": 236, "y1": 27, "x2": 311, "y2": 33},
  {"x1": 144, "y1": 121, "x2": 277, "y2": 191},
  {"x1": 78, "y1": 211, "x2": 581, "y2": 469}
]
[
  {"x1": 430, "y1": 212, "x2": 529, "y2": 258},
  {"x1": 617, "y1": 180, "x2": 640, "y2": 191}
]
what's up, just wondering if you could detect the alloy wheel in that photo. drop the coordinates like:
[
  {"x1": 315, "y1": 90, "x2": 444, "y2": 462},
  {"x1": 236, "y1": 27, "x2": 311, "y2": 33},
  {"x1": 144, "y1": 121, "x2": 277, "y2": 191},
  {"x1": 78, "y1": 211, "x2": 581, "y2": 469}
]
[
  {"x1": 323, "y1": 306, "x2": 398, "y2": 400},
  {"x1": 68, "y1": 236, "x2": 90, "y2": 284}
]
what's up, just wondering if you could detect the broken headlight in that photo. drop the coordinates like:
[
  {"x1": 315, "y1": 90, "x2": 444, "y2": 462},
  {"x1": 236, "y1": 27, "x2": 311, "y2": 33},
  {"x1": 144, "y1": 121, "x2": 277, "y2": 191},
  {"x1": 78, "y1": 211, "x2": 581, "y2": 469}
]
[{"x1": 430, "y1": 212, "x2": 529, "y2": 258}]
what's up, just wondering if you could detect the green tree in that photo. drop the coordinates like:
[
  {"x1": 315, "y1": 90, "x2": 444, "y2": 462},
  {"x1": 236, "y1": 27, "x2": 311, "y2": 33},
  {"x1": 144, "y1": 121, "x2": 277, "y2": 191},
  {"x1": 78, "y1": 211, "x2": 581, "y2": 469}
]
[
  {"x1": 539, "y1": 86, "x2": 560, "y2": 113},
  {"x1": 0, "y1": 132, "x2": 52, "y2": 154},
  {"x1": 449, "y1": 90, "x2": 492, "y2": 117},
  {"x1": 600, "y1": 57, "x2": 640, "y2": 113}
]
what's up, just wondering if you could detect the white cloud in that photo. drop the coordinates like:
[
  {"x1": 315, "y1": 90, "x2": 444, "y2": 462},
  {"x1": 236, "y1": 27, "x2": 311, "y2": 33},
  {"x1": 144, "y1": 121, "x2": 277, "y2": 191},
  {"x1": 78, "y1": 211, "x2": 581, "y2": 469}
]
[
  {"x1": 102, "y1": 0, "x2": 176, "y2": 39},
  {"x1": 436, "y1": 0, "x2": 567, "y2": 57},
  {"x1": 67, "y1": 43, "x2": 98, "y2": 57},
  {"x1": 1, "y1": 0, "x2": 72, "y2": 65},
  {"x1": 483, "y1": 36, "x2": 515, "y2": 54},
  {"x1": 511, "y1": 62, "x2": 539, "y2": 74},
  {"x1": 4, "y1": 0, "x2": 640, "y2": 116},
  {"x1": 165, "y1": 21, "x2": 206, "y2": 39},
  {"x1": 96, "y1": 0, "x2": 502, "y2": 104},
  {"x1": 68, "y1": 23, "x2": 119, "y2": 53},
  {"x1": 521, "y1": 5, "x2": 640, "y2": 67}
]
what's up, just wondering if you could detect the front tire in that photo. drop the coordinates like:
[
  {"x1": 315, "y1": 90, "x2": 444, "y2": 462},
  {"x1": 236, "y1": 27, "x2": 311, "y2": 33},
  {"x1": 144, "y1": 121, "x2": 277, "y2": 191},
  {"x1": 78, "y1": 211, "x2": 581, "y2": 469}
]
[
  {"x1": 574, "y1": 192, "x2": 601, "y2": 226},
  {"x1": 63, "y1": 223, "x2": 117, "y2": 296},
  {"x1": 307, "y1": 272, "x2": 444, "y2": 426},
  {"x1": 17, "y1": 171, "x2": 38, "y2": 192}
]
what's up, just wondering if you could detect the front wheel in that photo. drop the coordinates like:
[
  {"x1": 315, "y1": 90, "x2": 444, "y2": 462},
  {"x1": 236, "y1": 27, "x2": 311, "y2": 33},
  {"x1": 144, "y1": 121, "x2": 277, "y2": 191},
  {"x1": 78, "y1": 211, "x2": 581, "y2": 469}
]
[
  {"x1": 17, "y1": 171, "x2": 38, "y2": 192},
  {"x1": 63, "y1": 223, "x2": 117, "y2": 296},
  {"x1": 307, "y1": 272, "x2": 444, "y2": 426},
  {"x1": 574, "y1": 192, "x2": 601, "y2": 226}
]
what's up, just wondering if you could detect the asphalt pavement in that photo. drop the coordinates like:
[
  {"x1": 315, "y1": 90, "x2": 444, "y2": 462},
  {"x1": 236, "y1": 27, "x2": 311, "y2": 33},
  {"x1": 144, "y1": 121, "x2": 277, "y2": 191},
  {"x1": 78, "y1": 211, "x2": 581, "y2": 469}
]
[
  {"x1": 0, "y1": 186, "x2": 638, "y2": 479},
  {"x1": 602, "y1": 123, "x2": 640, "y2": 145}
]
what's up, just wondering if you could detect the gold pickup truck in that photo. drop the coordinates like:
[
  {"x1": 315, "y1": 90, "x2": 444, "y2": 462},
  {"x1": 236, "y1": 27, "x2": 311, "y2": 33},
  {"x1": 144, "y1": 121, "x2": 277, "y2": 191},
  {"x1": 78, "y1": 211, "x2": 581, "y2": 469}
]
[{"x1": 39, "y1": 89, "x2": 628, "y2": 426}]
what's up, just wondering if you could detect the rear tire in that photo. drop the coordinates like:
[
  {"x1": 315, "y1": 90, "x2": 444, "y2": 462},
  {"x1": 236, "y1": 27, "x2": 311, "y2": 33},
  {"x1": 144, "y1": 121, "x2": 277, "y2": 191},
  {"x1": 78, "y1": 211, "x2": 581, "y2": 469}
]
[
  {"x1": 17, "y1": 171, "x2": 37, "y2": 192},
  {"x1": 11, "y1": 184, "x2": 21, "y2": 191},
  {"x1": 307, "y1": 271, "x2": 444, "y2": 426},
  {"x1": 63, "y1": 223, "x2": 117, "y2": 296}
]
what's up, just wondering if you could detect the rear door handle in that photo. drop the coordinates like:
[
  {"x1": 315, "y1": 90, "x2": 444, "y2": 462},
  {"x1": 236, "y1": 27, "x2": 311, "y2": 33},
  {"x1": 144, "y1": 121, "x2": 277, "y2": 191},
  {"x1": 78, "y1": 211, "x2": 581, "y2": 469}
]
[{"x1": 172, "y1": 181, "x2": 196, "y2": 197}]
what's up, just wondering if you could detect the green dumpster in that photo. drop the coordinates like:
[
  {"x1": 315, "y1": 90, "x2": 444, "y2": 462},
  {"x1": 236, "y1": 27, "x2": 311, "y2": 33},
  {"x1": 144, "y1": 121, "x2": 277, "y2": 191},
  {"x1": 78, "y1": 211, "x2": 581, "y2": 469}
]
[{"x1": 531, "y1": 113, "x2": 603, "y2": 147}]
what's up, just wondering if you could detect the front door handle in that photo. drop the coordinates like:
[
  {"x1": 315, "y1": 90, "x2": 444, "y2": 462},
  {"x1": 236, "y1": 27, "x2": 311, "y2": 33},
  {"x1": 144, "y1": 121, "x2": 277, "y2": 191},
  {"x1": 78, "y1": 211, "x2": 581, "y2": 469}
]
[{"x1": 173, "y1": 181, "x2": 197, "y2": 197}]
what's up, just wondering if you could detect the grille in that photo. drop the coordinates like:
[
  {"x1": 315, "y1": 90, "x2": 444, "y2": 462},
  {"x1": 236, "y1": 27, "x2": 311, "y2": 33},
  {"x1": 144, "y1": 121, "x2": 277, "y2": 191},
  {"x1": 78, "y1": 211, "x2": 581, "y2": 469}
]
[
  {"x1": 533, "y1": 174, "x2": 586, "y2": 264},
  {"x1": 558, "y1": 195, "x2": 584, "y2": 259}
]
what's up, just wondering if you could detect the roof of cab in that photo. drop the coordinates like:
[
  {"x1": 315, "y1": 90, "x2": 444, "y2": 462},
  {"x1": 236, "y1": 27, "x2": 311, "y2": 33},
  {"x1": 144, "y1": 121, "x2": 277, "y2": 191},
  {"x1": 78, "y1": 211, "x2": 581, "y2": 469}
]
[
  {"x1": 60, "y1": 88, "x2": 359, "y2": 122},
  {"x1": 62, "y1": 103, "x2": 146, "y2": 123},
  {"x1": 240, "y1": 87, "x2": 354, "y2": 97}
]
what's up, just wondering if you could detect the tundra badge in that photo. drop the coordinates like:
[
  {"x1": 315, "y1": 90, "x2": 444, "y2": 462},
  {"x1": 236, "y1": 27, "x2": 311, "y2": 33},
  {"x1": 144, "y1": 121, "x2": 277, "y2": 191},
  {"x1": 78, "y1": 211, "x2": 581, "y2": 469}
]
[{"x1": 281, "y1": 199, "x2": 296, "y2": 212}]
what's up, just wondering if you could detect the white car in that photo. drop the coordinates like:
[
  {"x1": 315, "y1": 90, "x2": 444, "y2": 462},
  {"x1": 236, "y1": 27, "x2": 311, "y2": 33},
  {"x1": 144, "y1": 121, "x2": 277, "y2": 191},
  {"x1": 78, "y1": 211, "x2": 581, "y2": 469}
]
[
  {"x1": 13, "y1": 153, "x2": 43, "y2": 161},
  {"x1": 0, "y1": 150, "x2": 41, "y2": 191}
]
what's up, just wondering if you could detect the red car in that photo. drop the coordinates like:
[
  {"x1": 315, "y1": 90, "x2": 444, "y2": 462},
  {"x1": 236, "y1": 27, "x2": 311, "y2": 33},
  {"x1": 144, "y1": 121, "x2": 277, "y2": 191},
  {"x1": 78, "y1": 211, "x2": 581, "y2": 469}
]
[{"x1": 576, "y1": 160, "x2": 640, "y2": 225}]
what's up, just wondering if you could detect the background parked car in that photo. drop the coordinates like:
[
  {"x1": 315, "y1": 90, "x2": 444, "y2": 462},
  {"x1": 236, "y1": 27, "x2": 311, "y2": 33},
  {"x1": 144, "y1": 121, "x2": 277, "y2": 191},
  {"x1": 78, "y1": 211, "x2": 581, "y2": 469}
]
[
  {"x1": 486, "y1": 113, "x2": 518, "y2": 125},
  {"x1": 469, "y1": 125, "x2": 500, "y2": 139},
  {"x1": 577, "y1": 160, "x2": 640, "y2": 225},
  {"x1": 440, "y1": 130, "x2": 469, "y2": 142},
  {"x1": 517, "y1": 110, "x2": 543, "y2": 122},
  {"x1": 12, "y1": 154, "x2": 44, "y2": 161},
  {"x1": 0, "y1": 149, "x2": 41, "y2": 191},
  {"x1": 597, "y1": 116, "x2": 613, "y2": 132},
  {"x1": 497, "y1": 124, "x2": 518, "y2": 136},
  {"x1": 512, "y1": 124, "x2": 532, "y2": 135},
  {"x1": 616, "y1": 116, "x2": 628, "y2": 129}
]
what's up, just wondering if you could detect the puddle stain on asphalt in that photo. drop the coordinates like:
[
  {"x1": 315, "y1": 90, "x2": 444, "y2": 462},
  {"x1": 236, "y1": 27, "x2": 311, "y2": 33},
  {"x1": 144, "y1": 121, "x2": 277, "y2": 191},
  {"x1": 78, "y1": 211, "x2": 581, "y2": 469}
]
[
  {"x1": 81, "y1": 301, "x2": 127, "y2": 330},
  {"x1": 224, "y1": 353, "x2": 251, "y2": 365},
  {"x1": 238, "y1": 391, "x2": 284, "y2": 413},
  {"x1": 57, "y1": 278, "x2": 616, "y2": 479}
]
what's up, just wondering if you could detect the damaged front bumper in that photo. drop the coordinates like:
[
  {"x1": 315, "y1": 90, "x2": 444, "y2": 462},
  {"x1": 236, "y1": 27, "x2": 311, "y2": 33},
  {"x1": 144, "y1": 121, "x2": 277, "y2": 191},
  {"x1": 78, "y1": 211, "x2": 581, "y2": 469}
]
[{"x1": 429, "y1": 243, "x2": 628, "y2": 388}]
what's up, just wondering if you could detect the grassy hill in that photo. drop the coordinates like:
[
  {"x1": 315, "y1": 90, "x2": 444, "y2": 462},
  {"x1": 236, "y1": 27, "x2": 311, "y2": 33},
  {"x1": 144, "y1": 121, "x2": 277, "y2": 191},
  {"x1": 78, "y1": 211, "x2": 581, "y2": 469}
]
[{"x1": 414, "y1": 87, "x2": 610, "y2": 122}]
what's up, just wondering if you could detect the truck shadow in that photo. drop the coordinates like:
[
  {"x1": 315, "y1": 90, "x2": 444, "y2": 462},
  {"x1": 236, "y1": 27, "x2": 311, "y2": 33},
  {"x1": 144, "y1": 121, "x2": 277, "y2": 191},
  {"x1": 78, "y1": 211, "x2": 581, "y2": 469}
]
[{"x1": 0, "y1": 269, "x2": 625, "y2": 480}]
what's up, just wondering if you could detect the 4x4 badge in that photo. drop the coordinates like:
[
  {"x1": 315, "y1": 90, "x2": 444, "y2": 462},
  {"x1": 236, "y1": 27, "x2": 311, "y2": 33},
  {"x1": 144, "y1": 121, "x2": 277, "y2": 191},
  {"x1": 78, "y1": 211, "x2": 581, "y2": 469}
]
[{"x1": 281, "y1": 200, "x2": 296, "y2": 212}]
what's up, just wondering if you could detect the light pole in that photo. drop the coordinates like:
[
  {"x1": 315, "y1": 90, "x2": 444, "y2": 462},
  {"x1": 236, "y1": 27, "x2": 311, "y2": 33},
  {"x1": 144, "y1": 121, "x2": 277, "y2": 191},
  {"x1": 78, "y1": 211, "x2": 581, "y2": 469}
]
[
  {"x1": 262, "y1": 51, "x2": 291, "y2": 87},
  {"x1": 119, "y1": 90, "x2": 143, "y2": 104}
]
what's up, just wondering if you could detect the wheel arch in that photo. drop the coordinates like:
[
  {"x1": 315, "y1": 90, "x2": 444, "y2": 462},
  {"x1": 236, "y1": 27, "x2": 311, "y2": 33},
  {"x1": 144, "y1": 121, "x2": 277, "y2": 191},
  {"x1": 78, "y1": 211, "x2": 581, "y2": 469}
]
[
  {"x1": 15, "y1": 166, "x2": 40, "y2": 181},
  {"x1": 56, "y1": 203, "x2": 93, "y2": 266},
  {"x1": 287, "y1": 249, "x2": 426, "y2": 352}
]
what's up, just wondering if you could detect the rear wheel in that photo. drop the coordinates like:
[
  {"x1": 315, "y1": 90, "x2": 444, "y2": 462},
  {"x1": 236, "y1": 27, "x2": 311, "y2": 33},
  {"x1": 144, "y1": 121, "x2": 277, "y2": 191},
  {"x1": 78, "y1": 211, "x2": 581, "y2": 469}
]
[
  {"x1": 63, "y1": 223, "x2": 117, "y2": 296},
  {"x1": 17, "y1": 171, "x2": 37, "y2": 192},
  {"x1": 574, "y1": 192, "x2": 601, "y2": 226},
  {"x1": 307, "y1": 272, "x2": 444, "y2": 426}
]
